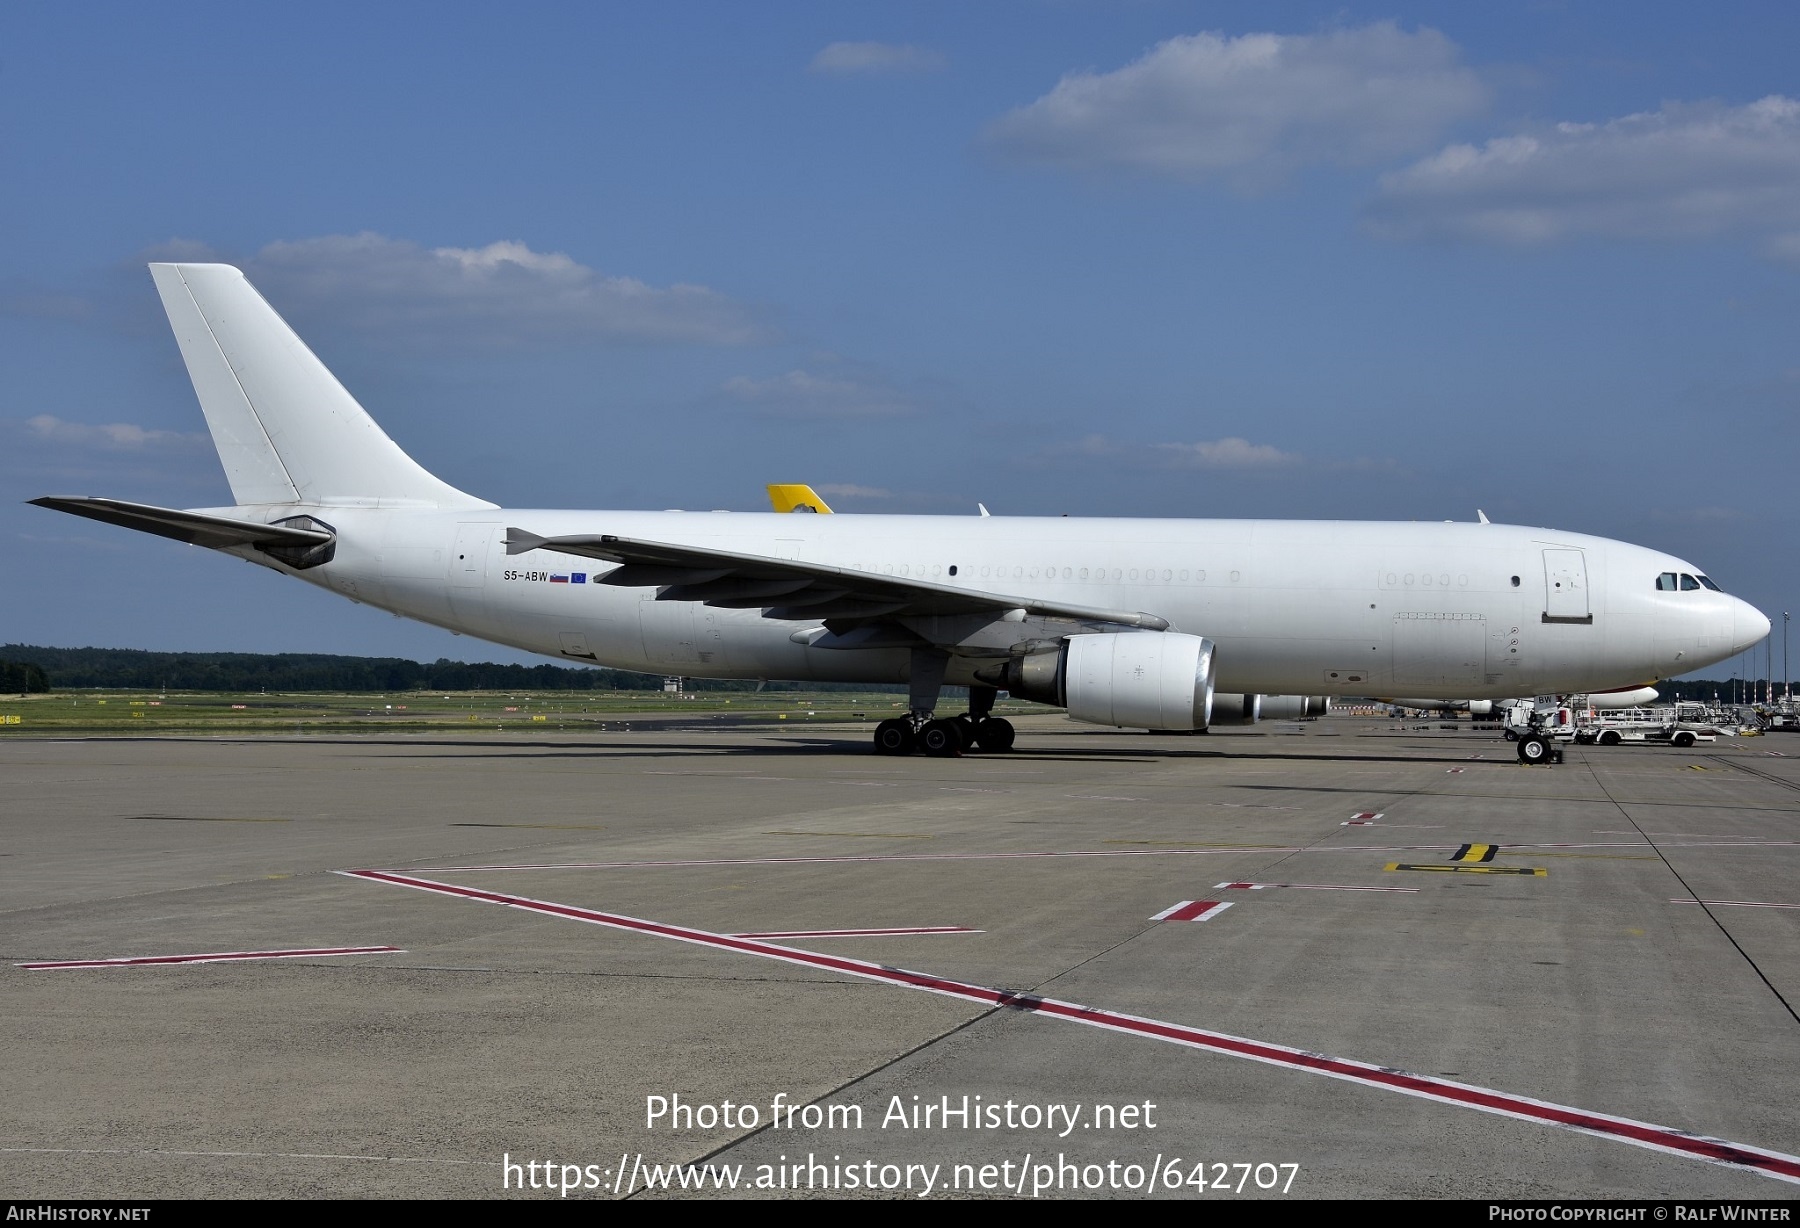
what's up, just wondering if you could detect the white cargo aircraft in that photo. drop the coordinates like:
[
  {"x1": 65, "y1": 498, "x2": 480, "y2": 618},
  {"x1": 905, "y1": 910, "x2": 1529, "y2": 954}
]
[{"x1": 32, "y1": 264, "x2": 1771, "y2": 760}]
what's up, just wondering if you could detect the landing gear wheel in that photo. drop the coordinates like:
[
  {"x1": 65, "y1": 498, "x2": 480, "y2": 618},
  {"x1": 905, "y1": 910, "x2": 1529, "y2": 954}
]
[
  {"x1": 1503, "y1": 730, "x2": 1518, "y2": 742},
  {"x1": 973, "y1": 717, "x2": 1015, "y2": 752},
  {"x1": 873, "y1": 718, "x2": 916, "y2": 755},
  {"x1": 1517, "y1": 735, "x2": 1552, "y2": 765},
  {"x1": 953, "y1": 714, "x2": 978, "y2": 750},
  {"x1": 920, "y1": 718, "x2": 965, "y2": 757}
]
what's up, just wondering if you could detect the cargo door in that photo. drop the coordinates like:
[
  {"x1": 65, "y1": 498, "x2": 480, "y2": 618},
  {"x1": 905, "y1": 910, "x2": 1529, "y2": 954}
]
[
  {"x1": 1542, "y1": 549, "x2": 1591, "y2": 624},
  {"x1": 1391, "y1": 613, "x2": 1487, "y2": 689}
]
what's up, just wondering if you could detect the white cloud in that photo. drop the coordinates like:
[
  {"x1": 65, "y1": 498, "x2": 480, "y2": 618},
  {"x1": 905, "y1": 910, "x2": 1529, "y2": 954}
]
[
  {"x1": 1042, "y1": 434, "x2": 1301, "y2": 469},
  {"x1": 23, "y1": 415, "x2": 206, "y2": 451},
  {"x1": 983, "y1": 22, "x2": 1488, "y2": 188},
  {"x1": 721, "y1": 369, "x2": 914, "y2": 418},
  {"x1": 1153, "y1": 437, "x2": 1300, "y2": 468},
  {"x1": 810, "y1": 41, "x2": 945, "y2": 76},
  {"x1": 198, "y1": 233, "x2": 767, "y2": 347},
  {"x1": 1367, "y1": 95, "x2": 1800, "y2": 254}
]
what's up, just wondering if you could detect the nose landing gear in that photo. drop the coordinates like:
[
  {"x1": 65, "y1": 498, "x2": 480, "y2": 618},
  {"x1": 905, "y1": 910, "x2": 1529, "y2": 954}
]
[{"x1": 1516, "y1": 734, "x2": 1563, "y2": 765}]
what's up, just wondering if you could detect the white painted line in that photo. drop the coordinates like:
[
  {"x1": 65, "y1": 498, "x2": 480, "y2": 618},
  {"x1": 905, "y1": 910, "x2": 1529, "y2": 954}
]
[
  {"x1": 403, "y1": 839, "x2": 1799, "y2": 875},
  {"x1": 18, "y1": 945, "x2": 403, "y2": 970},
  {"x1": 339, "y1": 869, "x2": 1800, "y2": 1186},
  {"x1": 1669, "y1": 899, "x2": 1799, "y2": 910},
  {"x1": 1214, "y1": 881, "x2": 1420, "y2": 893},
  {"x1": 730, "y1": 927, "x2": 982, "y2": 939}
]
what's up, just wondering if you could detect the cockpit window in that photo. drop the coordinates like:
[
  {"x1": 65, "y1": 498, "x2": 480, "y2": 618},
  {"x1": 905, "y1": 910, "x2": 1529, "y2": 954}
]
[
  {"x1": 1680, "y1": 574, "x2": 1700, "y2": 591},
  {"x1": 1697, "y1": 575, "x2": 1722, "y2": 592},
  {"x1": 1657, "y1": 573, "x2": 1679, "y2": 591}
]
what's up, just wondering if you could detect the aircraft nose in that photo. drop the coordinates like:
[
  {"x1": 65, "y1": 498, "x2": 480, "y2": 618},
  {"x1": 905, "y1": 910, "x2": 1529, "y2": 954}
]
[{"x1": 1733, "y1": 599, "x2": 1772, "y2": 654}]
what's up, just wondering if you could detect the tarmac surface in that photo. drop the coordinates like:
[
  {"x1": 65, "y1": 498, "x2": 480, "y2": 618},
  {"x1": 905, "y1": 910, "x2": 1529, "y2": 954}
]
[{"x1": 3, "y1": 715, "x2": 1797, "y2": 1200}]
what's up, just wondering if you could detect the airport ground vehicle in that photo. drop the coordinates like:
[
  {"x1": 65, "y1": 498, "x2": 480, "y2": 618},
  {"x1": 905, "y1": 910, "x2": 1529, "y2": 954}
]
[
  {"x1": 1504, "y1": 696, "x2": 1743, "y2": 754},
  {"x1": 29, "y1": 263, "x2": 1772, "y2": 757}
]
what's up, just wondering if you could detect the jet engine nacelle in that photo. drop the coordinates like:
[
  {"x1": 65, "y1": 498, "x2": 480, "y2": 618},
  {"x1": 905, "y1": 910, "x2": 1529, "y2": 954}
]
[
  {"x1": 1210, "y1": 692, "x2": 1262, "y2": 726},
  {"x1": 1001, "y1": 632, "x2": 1216, "y2": 731}
]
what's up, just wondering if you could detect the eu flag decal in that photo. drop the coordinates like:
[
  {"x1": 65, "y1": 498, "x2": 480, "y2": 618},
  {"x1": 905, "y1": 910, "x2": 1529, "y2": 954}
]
[{"x1": 571, "y1": 573, "x2": 587, "y2": 584}]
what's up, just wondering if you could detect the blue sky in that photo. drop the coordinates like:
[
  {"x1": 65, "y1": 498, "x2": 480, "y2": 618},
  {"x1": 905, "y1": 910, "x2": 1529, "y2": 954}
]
[{"x1": 3, "y1": 2, "x2": 1796, "y2": 680}]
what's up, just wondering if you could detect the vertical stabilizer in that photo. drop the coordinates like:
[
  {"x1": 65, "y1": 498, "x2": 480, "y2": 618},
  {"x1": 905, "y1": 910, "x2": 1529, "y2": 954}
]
[{"x1": 149, "y1": 263, "x2": 493, "y2": 509}]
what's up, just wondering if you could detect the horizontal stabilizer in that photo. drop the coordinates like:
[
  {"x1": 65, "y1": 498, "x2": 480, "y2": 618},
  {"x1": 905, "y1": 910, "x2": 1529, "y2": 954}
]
[
  {"x1": 30, "y1": 496, "x2": 332, "y2": 552},
  {"x1": 505, "y1": 527, "x2": 1171, "y2": 630}
]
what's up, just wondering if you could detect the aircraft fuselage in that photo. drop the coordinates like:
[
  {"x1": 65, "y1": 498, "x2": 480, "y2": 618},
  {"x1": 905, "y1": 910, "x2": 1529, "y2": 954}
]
[{"x1": 218, "y1": 506, "x2": 1759, "y2": 699}]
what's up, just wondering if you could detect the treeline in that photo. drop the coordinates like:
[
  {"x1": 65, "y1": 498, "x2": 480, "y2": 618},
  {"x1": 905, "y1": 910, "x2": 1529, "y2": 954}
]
[
  {"x1": 0, "y1": 645, "x2": 904, "y2": 694},
  {"x1": 0, "y1": 660, "x2": 49, "y2": 693}
]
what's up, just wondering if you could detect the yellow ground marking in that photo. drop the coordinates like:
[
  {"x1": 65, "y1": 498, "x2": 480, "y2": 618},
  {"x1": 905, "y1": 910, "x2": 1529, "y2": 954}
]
[{"x1": 1452, "y1": 843, "x2": 1497, "y2": 863}]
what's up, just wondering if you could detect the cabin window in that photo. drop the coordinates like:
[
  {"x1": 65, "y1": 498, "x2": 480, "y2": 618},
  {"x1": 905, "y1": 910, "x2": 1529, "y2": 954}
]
[
  {"x1": 948, "y1": 565, "x2": 957, "y2": 577},
  {"x1": 1697, "y1": 575, "x2": 1722, "y2": 591},
  {"x1": 1510, "y1": 575, "x2": 1520, "y2": 587},
  {"x1": 1680, "y1": 574, "x2": 1700, "y2": 591},
  {"x1": 1657, "y1": 573, "x2": 1678, "y2": 591}
]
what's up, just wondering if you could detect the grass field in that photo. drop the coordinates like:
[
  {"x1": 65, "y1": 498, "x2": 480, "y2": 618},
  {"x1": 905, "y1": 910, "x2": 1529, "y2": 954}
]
[{"x1": 0, "y1": 689, "x2": 1040, "y2": 735}]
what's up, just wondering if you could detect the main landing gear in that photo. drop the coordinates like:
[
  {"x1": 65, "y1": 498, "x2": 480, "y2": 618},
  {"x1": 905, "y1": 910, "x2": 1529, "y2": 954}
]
[
  {"x1": 873, "y1": 712, "x2": 1016, "y2": 757},
  {"x1": 872, "y1": 651, "x2": 1015, "y2": 756}
]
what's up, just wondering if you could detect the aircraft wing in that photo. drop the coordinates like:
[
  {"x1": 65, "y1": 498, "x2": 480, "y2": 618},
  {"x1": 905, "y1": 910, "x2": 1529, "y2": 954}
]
[
  {"x1": 30, "y1": 496, "x2": 334, "y2": 552},
  {"x1": 505, "y1": 528, "x2": 1170, "y2": 630}
]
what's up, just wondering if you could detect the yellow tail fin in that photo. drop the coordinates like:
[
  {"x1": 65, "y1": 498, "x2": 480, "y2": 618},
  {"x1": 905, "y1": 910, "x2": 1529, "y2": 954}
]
[{"x1": 766, "y1": 484, "x2": 834, "y2": 514}]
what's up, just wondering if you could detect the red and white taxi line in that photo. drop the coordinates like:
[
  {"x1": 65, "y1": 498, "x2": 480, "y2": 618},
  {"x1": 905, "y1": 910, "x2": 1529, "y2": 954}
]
[{"x1": 337, "y1": 867, "x2": 1800, "y2": 1186}]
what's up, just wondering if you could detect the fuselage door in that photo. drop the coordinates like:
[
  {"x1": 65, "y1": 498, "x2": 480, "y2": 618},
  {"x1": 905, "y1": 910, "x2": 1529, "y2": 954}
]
[
  {"x1": 448, "y1": 521, "x2": 499, "y2": 626},
  {"x1": 1542, "y1": 549, "x2": 1591, "y2": 623},
  {"x1": 451, "y1": 522, "x2": 497, "y2": 587}
]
